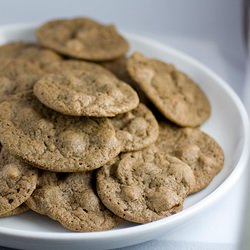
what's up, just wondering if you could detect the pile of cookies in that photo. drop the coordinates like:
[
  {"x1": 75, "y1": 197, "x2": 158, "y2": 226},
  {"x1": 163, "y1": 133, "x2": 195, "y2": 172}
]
[{"x1": 0, "y1": 17, "x2": 224, "y2": 232}]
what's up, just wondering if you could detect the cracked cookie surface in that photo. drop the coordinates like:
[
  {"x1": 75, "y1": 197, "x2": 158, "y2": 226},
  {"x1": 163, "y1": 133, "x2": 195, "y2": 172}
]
[
  {"x1": 110, "y1": 103, "x2": 159, "y2": 152},
  {"x1": 37, "y1": 17, "x2": 129, "y2": 61},
  {"x1": 26, "y1": 171, "x2": 121, "y2": 231},
  {"x1": 0, "y1": 91, "x2": 121, "y2": 172},
  {"x1": 0, "y1": 41, "x2": 62, "y2": 66},
  {"x1": 127, "y1": 52, "x2": 211, "y2": 127},
  {"x1": 0, "y1": 59, "x2": 43, "y2": 102},
  {"x1": 34, "y1": 62, "x2": 139, "y2": 116},
  {"x1": 0, "y1": 147, "x2": 38, "y2": 215},
  {"x1": 97, "y1": 145, "x2": 195, "y2": 223},
  {"x1": 156, "y1": 121, "x2": 224, "y2": 193}
]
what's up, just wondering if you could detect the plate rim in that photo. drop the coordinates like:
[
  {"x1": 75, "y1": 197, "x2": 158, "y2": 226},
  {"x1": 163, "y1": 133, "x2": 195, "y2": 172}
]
[{"x1": 0, "y1": 22, "x2": 249, "y2": 241}]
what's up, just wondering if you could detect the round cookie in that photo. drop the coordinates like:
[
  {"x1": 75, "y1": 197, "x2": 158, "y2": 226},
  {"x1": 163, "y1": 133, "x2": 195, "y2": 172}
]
[
  {"x1": 0, "y1": 59, "x2": 43, "y2": 102},
  {"x1": 127, "y1": 52, "x2": 211, "y2": 127},
  {"x1": 110, "y1": 103, "x2": 159, "y2": 152},
  {"x1": 26, "y1": 171, "x2": 121, "y2": 232},
  {"x1": 0, "y1": 147, "x2": 38, "y2": 215},
  {"x1": 156, "y1": 121, "x2": 224, "y2": 193},
  {"x1": 96, "y1": 145, "x2": 195, "y2": 223},
  {"x1": 0, "y1": 204, "x2": 29, "y2": 218},
  {"x1": 0, "y1": 91, "x2": 121, "y2": 172},
  {"x1": 37, "y1": 17, "x2": 129, "y2": 61},
  {"x1": 0, "y1": 41, "x2": 62, "y2": 66},
  {"x1": 33, "y1": 63, "x2": 139, "y2": 117}
]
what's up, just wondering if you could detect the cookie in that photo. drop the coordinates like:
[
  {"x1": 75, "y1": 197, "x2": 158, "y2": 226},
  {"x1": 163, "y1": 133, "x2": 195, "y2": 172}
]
[
  {"x1": 42, "y1": 59, "x2": 114, "y2": 75},
  {"x1": 33, "y1": 63, "x2": 139, "y2": 117},
  {"x1": 100, "y1": 57, "x2": 149, "y2": 104},
  {"x1": 156, "y1": 121, "x2": 224, "y2": 193},
  {"x1": 0, "y1": 41, "x2": 62, "y2": 66},
  {"x1": 37, "y1": 17, "x2": 129, "y2": 61},
  {"x1": 110, "y1": 103, "x2": 159, "y2": 152},
  {"x1": 0, "y1": 204, "x2": 29, "y2": 218},
  {"x1": 0, "y1": 91, "x2": 121, "y2": 172},
  {"x1": 26, "y1": 171, "x2": 121, "y2": 232},
  {"x1": 0, "y1": 59, "x2": 43, "y2": 102},
  {"x1": 0, "y1": 147, "x2": 38, "y2": 215},
  {"x1": 96, "y1": 145, "x2": 195, "y2": 223},
  {"x1": 127, "y1": 52, "x2": 211, "y2": 127}
]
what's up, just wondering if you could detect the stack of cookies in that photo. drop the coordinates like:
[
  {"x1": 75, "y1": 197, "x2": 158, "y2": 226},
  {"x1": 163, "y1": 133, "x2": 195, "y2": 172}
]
[{"x1": 0, "y1": 17, "x2": 224, "y2": 231}]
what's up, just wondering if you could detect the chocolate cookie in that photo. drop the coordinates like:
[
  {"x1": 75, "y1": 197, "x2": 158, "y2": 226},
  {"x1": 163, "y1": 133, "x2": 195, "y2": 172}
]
[
  {"x1": 0, "y1": 147, "x2": 38, "y2": 215},
  {"x1": 0, "y1": 91, "x2": 121, "y2": 172},
  {"x1": 127, "y1": 52, "x2": 211, "y2": 127},
  {"x1": 0, "y1": 204, "x2": 29, "y2": 218},
  {"x1": 156, "y1": 121, "x2": 224, "y2": 193},
  {"x1": 110, "y1": 103, "x2": 159, "y2": 152},
  {"x1": 37, "y1": 17, "x2": 129, "y2": 61},
  {"x1": 0, "y1": 41, "x2": 62, "y2": 66},
  {"x1": 0, "y1": 59, "x2": 43, "y2": 102},
  {"x1": 33, "y1": 64, "x2": 139, "y2": 117},
  {"x1": 26, "y1": 171, "x2": 121, "y2": 231},
  {"x1": 100, "y1": 57, "x2": 149, "y2": 104},
  {"x1": 97, "y1": 145, "x2": 195, "y2": 223}
]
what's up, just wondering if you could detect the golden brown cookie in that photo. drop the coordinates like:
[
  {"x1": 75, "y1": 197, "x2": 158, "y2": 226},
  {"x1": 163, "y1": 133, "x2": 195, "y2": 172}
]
[
  {"x1": 0, "y1": 147, "x2": 38, "y2": 215},
  {"x1": 37, "y1": 17, "x2": 129, "y2": 61},
  {"x1": 110, "y1": 103, "x2": 159, "y2": 152},
  {"x1": 97, "y1": 145, "x2": 195, "y2": 223},
  {"x1": 0, "y1": 204, "x2": 29, "y2": 218},
  {"x1": 127, "y1": 52, "x2": 211, "y2": 127},
  {"x1": 156, "y1": 121, "x2": 224, "y2": 193},
  {"x1": 0, "y1": 91, "x2": 121, "y2": 172},
  {"x1": 0, "y1": 41, "x2": 62, "y2": 66},
  {"x1": 33, "y1": 63, "x2": 139, "y2": 117},
  {"x1": 0, "y1": 59, "x2": 43, "y2": 102},
  {"x1": 26, "y1": 171, "x2": 121, "y2": 232}
]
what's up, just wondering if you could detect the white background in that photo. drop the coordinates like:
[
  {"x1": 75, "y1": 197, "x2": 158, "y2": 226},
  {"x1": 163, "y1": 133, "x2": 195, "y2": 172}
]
[{"x1": 0, "y1": 0, "x2": 247, "y2": 249}]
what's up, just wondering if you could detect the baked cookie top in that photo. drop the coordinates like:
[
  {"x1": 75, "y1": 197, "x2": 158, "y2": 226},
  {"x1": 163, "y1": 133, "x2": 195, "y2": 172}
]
[
  {"x1": 37, "y1": 17, "x2": 129, "y2": 61},
  {"x1": 127, "y1": 52, "x2": 211, "y2": 127},
  {"x1": 0, "y1": 59, "x2": 43, "y2": 102},
  {"x1": 26, "y1": 171, "x2": 121, "y2": 231},
  {"x1": 0, "y1": 41, "x2": 62, "y2": 66},
  {"x1": 0, "y1": 91, "x2": 121, "y2": 172},
  {"x1": 110, "y1": 103, "x2": 159, "y2": 152},
  {"x1": 156, "y1": 121, "x2": 224, "y2": 193},
  {"x1": 33, "y1": 62, "x2": 139, "y2": 117},
  {"x1": 0, "y1": 147, "x2": 38, "y2": 215},
  {"x1": 97, "y1": 145, "x2": 195, "y2": 223}
]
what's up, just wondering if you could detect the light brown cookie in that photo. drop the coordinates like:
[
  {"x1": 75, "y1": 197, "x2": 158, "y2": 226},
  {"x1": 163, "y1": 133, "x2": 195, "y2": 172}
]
[
  {"x1": 37, "y1": 17, "x2": 129, "y2": 61},
  {"x1": 42, "y1": 59, "x2": 114, "y2": 75},
  {"x1": 156, "y1": 121, "x2": 224, "y2": 193},
  {"x1": 0, "y1": 147, "x2": 38, "y2": 215},
  {"x1": 96, "y1": 145, "x2": 195, "y2": 223},
  {"x1": 0, "y1": 204, "x2": 29, "y2": 218},
  {"x1": 26, "y1": 171, "x2": 121, "y2": 232},
  {"x1": 127, "y1": 52, "x2": 211, "y2": 127},
  {"x1": 33, "y1": 63, "x2": 139, "y2": 117},
  {"x1": 0, "y1": 59, "x2": 43, "y2": 102},
  {"x1": 100, "y1": 57, "x2": 149, "y2": 104},
  {"x1": 0, "y1": 91, "x2": 121, "y2": 172},
  {"x1": 110, "y1": 103, "x2": 159, "y2": 152},
  {"x1": 0, "y1": 41, "x2": 62, "y2": 66}
]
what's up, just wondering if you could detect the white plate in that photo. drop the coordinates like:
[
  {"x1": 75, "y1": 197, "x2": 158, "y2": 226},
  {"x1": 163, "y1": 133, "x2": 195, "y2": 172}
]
[{"x1": 0, "y1": 24, "x2": 249, "y2": 250}]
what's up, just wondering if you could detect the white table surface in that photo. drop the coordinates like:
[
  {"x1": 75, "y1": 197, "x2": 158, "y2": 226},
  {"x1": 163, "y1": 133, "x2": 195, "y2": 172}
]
[{"x1": 0, "y1": 0, "x2": 247, "y2": 249}]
